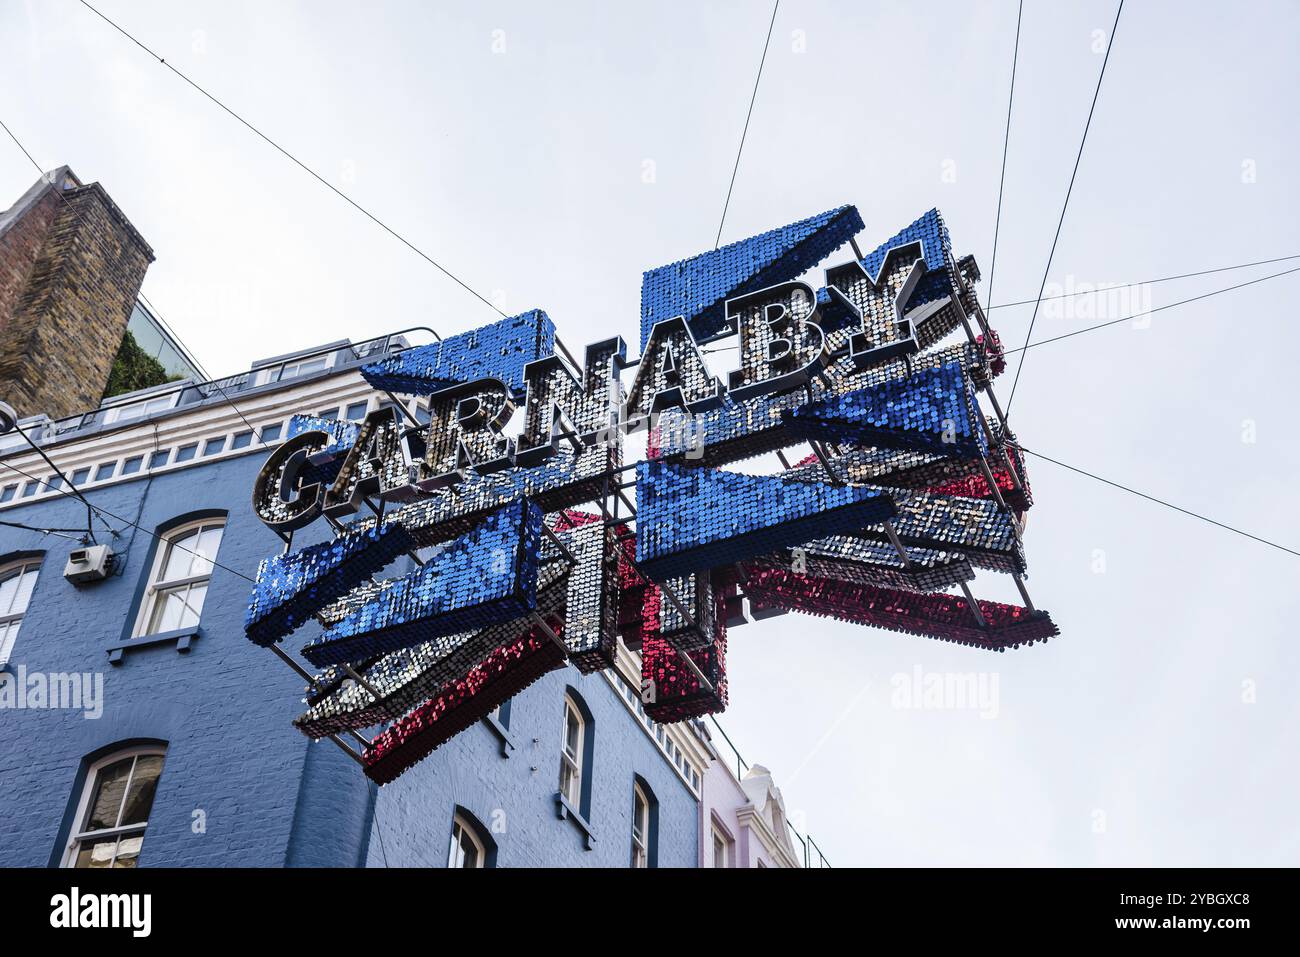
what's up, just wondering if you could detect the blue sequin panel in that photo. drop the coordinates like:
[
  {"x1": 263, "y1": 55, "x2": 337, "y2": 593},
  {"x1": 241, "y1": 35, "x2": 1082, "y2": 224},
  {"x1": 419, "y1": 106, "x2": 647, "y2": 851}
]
[
  {"x1": 245, "y1": 521, "x2": 413, "y2": 647},
  {"x1": 855, "y1": 208, "x2": 954, "y2": 311},
  {"x1": 300, "y1": 499, "x2": 544, "y2": 667},
  {"x1": 639, "y1": 205, "x2": 864, "y2": 349},
  {"x1": 634, "y1": 460, "x2": 896, "y2": 581},
  {"x1": 783, "y1": 361, "x2": 988, "y2": 459},
  {"x1": 655, "y1": 341, "x2": 983, "y2": 466},
  {"x1": 360, "y1": 309, "x2": 556, "y2": 398}
]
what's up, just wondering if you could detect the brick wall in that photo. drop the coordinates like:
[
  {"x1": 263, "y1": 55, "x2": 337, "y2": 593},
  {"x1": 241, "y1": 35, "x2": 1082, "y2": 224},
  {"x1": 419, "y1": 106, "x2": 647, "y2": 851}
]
[
  {"x1": 0, "y1": 176, "x2": 154, "y2": 421},
  {"x1": 0, "y1": 187, "x2": 60, "y2": 342}
]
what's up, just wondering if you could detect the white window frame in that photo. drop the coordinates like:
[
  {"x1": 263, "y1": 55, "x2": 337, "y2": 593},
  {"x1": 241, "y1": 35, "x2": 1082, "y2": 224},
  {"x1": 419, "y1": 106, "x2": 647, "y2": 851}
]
[
  {"x1": 559, "y1": 696, "x2": 585, "y2": 807},
  {"x1": 63, "y1": 745, "x2": 166, "y2": 868},
  {"x1": 632, "y1": 783, "x2": 650, "y2": 868},
  {"x1": 132, "y1": 519, "x2": 224, "y2": 638},
  {"x1": 712, "y1": 825, "x2": 734, "y2": 868},
  {"x1": 0, "y1": 558, "x2": 41, "y2": 666},
  {"x1": 448, "y1": 814, "x2": 487, "y2": 869},
  {"x1": 256, "y1": 352, "x2": 335, "y2": 386},
  {"x1": 103, "y1": 393, "x2": 179, "y2": 425}
]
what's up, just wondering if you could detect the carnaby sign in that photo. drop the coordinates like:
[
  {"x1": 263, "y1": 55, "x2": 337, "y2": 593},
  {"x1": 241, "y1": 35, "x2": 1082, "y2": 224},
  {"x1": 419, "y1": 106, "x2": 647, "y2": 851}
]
[{"x1": 246, "y1": 205, "x2": 1056, "y2": 784}]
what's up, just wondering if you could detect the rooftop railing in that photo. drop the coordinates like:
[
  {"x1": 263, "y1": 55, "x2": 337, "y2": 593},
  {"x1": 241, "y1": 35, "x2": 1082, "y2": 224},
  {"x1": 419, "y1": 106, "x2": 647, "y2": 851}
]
[
  {"x1": 705, "y1": 715, "x2": 832, "y2": 868},
  {"x1": 10, "y1": 326, "x2": 440, "y2": 451}
]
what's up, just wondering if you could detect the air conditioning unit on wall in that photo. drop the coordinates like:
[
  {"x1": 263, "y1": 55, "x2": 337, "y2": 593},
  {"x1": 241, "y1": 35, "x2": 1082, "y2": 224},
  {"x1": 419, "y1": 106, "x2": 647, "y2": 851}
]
[{"x1": 64, "y1": 545, "x2": 115, "y2": 585}]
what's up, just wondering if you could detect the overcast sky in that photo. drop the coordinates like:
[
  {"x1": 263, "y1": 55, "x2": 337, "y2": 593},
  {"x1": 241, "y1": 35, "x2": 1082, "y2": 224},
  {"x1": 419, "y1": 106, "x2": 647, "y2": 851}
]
[{"x1": 3, "y1": 0, "x2": 1298, "y2": 866}]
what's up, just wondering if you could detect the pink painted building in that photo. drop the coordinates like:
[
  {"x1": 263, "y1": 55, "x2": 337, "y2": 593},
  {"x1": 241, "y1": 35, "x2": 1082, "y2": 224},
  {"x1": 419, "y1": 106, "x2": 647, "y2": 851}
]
[{"x1": 698, "y1": 726, "x2": 802, "y2": 868}]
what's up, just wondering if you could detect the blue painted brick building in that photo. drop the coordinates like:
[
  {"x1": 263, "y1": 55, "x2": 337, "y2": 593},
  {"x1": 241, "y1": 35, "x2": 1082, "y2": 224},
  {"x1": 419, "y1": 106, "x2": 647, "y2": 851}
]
[{"x1": 0, "y1": 334, "x2": 710, "y2": 868}]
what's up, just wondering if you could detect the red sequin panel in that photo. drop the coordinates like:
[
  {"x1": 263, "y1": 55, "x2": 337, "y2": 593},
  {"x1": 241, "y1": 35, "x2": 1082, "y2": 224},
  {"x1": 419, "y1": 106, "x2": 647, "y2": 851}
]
[
  {"x1": 977, "y1": 329, "x2": 1007, "y2": 376},
  {"x1": 928, "y1": 465, "x2": 1018, "y2": 504},
  {"x1": 589, "y1": 516, "x2": 643, "y2": 649},
  {"x1": 363, "y1": 624, "x2": 566, "y2": 785},
  {"x1": 639, "y1": 578, "x2": 728, "y2": 723},
  {"x1": 743, "y1": 566, "x2": 1056, "y2": 652},
  {"x1": 927, "y1": 436, "x2": 1033, "y2": 512},
  {"x1": 552, "y1": 509, "x2": 602, "y2": 531}
]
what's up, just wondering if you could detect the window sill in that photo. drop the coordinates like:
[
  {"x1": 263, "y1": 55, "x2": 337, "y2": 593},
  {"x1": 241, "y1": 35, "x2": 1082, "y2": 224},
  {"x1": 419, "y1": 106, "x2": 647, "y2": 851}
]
[
  {"x1": 555, "y1": 792, "x2": 596, "y2": 850},
  {"x1": 483, "y1": 713, "x2": 516, "y2": 758},
  {"x1": 108, "y1": 626, "x2": 201, "y2": 665}
]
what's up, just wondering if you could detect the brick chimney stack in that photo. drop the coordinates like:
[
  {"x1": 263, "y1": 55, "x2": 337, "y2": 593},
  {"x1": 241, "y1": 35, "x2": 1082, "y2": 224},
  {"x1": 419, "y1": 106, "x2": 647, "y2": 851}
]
[{"x1": 0, "y1": 166, "x2": 155, "y2": 421}]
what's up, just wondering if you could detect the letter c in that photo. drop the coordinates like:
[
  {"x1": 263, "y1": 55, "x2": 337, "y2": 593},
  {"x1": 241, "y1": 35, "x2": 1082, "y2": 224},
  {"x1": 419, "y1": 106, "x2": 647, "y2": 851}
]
[{"x1": 252, "y1": 430, "x2": 331, "y2": 533}]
